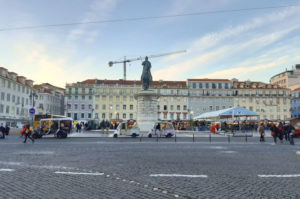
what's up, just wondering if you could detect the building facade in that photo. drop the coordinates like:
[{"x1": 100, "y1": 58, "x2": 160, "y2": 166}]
[
  {"x1": 187, "y1": 79, "x2": 234, "y2": 118},
  {"x1": 233, "y1": 81, "x2": 290, "y2": 120},
  {"x1": 291, "y1": 88, "x2": 300, "y2": 118},
  {"x1": 0, "y1": 67, "x2": 36, "y2": 127},
  {"x1": 34, "y1": 84, "x2": 65, "y2": 115},
  {"x1": 270, "y1": 64, "x2": 300, "y2": 90},
  {"x1": 153, "y1": 80, "x2": 188, "y2": 121},
  {"x1": 65, "y1": 82, "x2": 95, "y2": 121}
]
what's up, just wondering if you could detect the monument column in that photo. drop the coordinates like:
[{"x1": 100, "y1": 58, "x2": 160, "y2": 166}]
[{"x1": 134, "y1": 90, "x2": 160, "y2": 132}]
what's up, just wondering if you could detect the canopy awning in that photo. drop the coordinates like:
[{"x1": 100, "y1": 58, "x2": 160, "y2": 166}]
[{"x1": 193, "y1": 106, "x2": 259, "y2": 120}]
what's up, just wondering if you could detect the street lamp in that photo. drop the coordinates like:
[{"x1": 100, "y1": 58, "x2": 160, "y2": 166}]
[{"x1": 29, "y1": 91, "x2": 38, "y2": 127}]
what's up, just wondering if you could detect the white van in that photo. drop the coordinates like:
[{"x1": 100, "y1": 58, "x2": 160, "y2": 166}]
[{"x1": 113, "y1": 121, "x2": 140, "y2": 138}]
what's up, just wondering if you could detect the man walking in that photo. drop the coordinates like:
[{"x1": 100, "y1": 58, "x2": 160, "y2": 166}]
[
  {"x1": 0, "y1": 124, "x2": 5, "y2": 139},
  {"x1": 259, "y1": 123, "x2": 265, "y2": 142},
  {"x1": 23, "y1": 122, "x2": 34, "y2": 143}
]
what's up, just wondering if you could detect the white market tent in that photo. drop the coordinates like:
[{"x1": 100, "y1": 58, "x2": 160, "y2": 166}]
[{"x1": 193, "y1": 106, "x2": 259, "y2": 120}]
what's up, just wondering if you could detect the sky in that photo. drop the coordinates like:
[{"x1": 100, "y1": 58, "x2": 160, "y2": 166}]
[{"x1": 0, "y1": 0, "x2": 300, "y2": 87}]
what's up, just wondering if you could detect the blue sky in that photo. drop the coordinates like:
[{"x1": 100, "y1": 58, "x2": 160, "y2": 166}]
[{"x1": 0, "y1": 0, "x2": 300, "y2": 87}]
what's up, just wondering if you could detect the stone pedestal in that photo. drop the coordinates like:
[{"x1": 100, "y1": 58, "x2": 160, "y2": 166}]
[{"x1": 134, "y1": 90, "x2": 160, "y2": 132}]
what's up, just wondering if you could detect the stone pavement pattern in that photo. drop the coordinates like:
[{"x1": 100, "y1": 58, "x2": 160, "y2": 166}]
[{"x1": 0, "y1": 135, "x2": 299, "y2": 198}]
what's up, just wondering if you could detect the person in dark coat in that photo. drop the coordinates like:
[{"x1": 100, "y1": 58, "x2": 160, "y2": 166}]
[
  {"x1": 288, "y1": 123, "x2": 296, "y2": 145},
  {"x1": 270, "y1": 123, "x2": 279, "y2": 144},
  {"x1": 0, "y1": 124, "x2": 5, "y2": 139}
]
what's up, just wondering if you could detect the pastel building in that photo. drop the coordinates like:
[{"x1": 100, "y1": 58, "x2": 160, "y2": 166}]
[
  {"x1": 65, "y1": 82, "x2": 94, "y2": 120},
  {"x1": 187, "y1": 79, "x2": 234, "y2": 118},
  {"x1": 233, "y1": 80, "x2": 290, "y2": 120},
  {"x1": 0, "y1": 67, "x2": 36, "y2": 126}
]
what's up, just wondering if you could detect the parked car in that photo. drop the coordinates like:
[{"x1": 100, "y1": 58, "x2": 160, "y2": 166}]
[
  {"x1": 113, "y1": 120, "x2": 140, "y2": 138},
  {"x1": 148, "y1": 122, "x2": 175, "y2": 138}
]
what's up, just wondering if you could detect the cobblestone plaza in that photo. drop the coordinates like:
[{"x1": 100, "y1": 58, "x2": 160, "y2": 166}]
[{"x1": 0, "y1": 135, "x2": 299, "y2": 198}]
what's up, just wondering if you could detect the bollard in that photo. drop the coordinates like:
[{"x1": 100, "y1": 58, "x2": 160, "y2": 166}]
[{"x1": 193, "y1": 133, "x2": 194, "y2": 143}]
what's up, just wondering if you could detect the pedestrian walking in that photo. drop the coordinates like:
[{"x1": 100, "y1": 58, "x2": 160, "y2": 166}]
[
  {"x1": 283, "y1": 123, "x2": 289, "y2": 141},
  {"x1": 23, "y1": 123, "x2": 34, "y2": 143},
  {"x1": 259, "y1": 123, "x2": 265, "y2": 142},
  {"x1": 270, "y1": 123, "x2": 279, "y2": 144},
  {"x1": 0, "y1": 123, "x2": 5, "y2": 139},
  {"x1": 288, "y1": 123, "x2": 296, "y2": 145},
  {"x1": 278, "y1": 122, "x2": 284, "y2": 143}
]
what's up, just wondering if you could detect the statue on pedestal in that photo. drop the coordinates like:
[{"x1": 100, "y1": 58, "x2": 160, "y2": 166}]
[{"x1": 141, "y1": 56, "x2": 152, "y2": 90}]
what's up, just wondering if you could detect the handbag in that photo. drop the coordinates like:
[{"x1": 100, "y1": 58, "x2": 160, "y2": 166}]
[{"x1": 271, "y1": 131, "x2": 275, "y2": 137}]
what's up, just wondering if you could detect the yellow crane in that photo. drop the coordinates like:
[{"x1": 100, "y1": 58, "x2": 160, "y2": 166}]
[{"x1": 108, "y1": 50, "x2": 186, "y2": 80}]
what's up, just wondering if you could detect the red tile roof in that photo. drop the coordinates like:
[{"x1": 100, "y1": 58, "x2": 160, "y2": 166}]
[{"x1": 188, "y1": 79, "x2": 231, "y2": 82}]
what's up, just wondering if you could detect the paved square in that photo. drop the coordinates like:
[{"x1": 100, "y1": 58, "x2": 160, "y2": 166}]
[{"x1": 0, "y1": 135, "x2": 299, "y2": 198}]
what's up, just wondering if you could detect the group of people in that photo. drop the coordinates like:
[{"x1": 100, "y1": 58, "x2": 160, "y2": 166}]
[
  {"x1": 0, "y1": 124, "x2": 10, "y2": 139},
  {"x1": 258, "y1": 122, "x2": 296, "y2": 145}
]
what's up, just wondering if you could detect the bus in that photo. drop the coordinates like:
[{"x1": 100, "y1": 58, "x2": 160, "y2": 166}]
[{"x1": 33, "y1": 114, "x2": 66, "y2": 130}]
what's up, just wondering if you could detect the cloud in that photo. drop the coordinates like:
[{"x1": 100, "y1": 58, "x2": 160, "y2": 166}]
[
  {"x1": 67, "y1": 0, "x2": 117, "y2": 42},
  {"x1": 153, "y1": 6, "x2": 300, "y2": 81}
]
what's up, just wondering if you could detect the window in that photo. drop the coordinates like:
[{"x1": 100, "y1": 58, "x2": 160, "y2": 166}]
[
  {"x1": 218, "y1": 83, "x2": 222, "y2": 89},
  {"x1": 102, "y1": 104, "x2": 106, "y2": 110},
  {"x1": 216, "y1": 106, "x2": 219, "y2": 111},
  {"x1": 199, "y1": 83, "x2": 202, "y2": 88},
  {"x1": 123, "y1": 113, "x2": 126, "y2": 119},
  {"x1": 1, "y1": 92, "x2": 4, "y2": 100},
  {"x1": 75, "y1": 88, "x2": 78, "y2": 94},
  {"x1": 130, "y1": 105, "x2": 133, "y2": 110},
  {"x1": 82, "y1": 88, "x2": 85, "y2": 94},
  {"x1": 102, "y1": 96, "x2": 106, "y2": 100},
  {"x1": 68, "y1": 96, "x2": 72, "y2": 100},
  {"x1": 183, "y1": 105, "x2": 187, "y2": 110},
  {"x1": 0, "y1": 104, "x2": 3, "y2": 113},
  {"x1": 123, "y1": 105, "x2": 126, "y2": 110},
  {"x1": 177, "y1": 105, "x2": 180, "y2": 110},
  {"x1": 6, "y1": 93, "x2": 10, "y2": 102},
  {"x1": 170, "y1": 113, "x2": 174, "y2": 120},
  {"x1": 192, "y1": 83, "x2": 196, "y2": 88},
  {"x1": 130, "y1": 113, "x2": 133, "y2": 119},
  {"x1": 89, "y1": 88, "x2": 93, "y2": 94},
  {"x1": 163, "y1": 113, "x2": 167, "y2": 119},
  {"x1": 209, "y1": 106, "x2": 213, "y2": 111},
  {"x1": 116, "y1": 105, "x2": 120, "y2": 110},
  {"x1": 212, "y1": 83, "x2": 216, "y2": 89},
  {"x1": 157, "y1": 105, "x2": 160, "y2": 111},
  {"x1": 206, "y1": 83, "x2": 209, "y2": 89},
  {"x1": 82, "y1": 96, "x2": 85, "y2": 100},
  {"x1": 95, "y1": 105, "x2": 98, "y2": 110},
  {"x1": 75, "y1": 96, "x2": 78, "y2": 100},
  {"x1": 5, "y1": 105, "x2": 9, "y2": 114},
  {"x1": 81, "y1": 104, "x2": 85, "y2": 110},
  {"x1": 130, "y1": 96, "x2": 134, "y2": 101},
  {"x1": 88, "y1": 113, "x2": 92, "y2": 118},
  {"x1": 170, "y1": 105, "x2": 174, "y2": 111},
  {"x1": 123, "y1": 96, "x2": 127, "y2": 101},
  {"x1": 95, "y1": 113, "x2": 98, "y2": 119},
  {"x1": 67, "y1": 104, "x2": 71, "y2": 109},
  {"x1": 81, "y1": 113, "x2": 84, "y2": 118},
  {"x1": 102, "y1": 113, "x2": 105, "y2": 119},
  {"x1": 74, "y1": 104, "x2": 78, "y2": 109},
  {"x1": 164, "y1": 105, "x2": 167, "y2": 110},
  {"x1": 89, "y1": 96, "x2": 92, "y2": 100},
  {"x1": 116, "y1": 96, "x2": 120, "y2": 101},
  {"x1": 67, "y1": 113, "x2": 71, "y2": 117}
]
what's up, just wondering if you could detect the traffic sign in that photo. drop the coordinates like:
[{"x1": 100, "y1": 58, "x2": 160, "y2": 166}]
[{"x1": 29, "y1": 108, "x2": 35, "y2": 115}]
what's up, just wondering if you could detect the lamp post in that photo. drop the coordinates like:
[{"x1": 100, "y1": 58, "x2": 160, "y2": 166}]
[{"x1": 29, "y1": 91, "x2": 38, "y2": 127}]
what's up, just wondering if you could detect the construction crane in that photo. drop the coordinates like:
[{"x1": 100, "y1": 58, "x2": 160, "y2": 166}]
[{"x1": 108, "y1": 50, "x2": 186, "y2": 80}]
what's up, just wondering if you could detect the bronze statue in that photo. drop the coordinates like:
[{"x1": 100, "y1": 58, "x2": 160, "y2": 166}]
[{"x1": 141, "y1": 56, "x2": 152, "y2": 90}]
